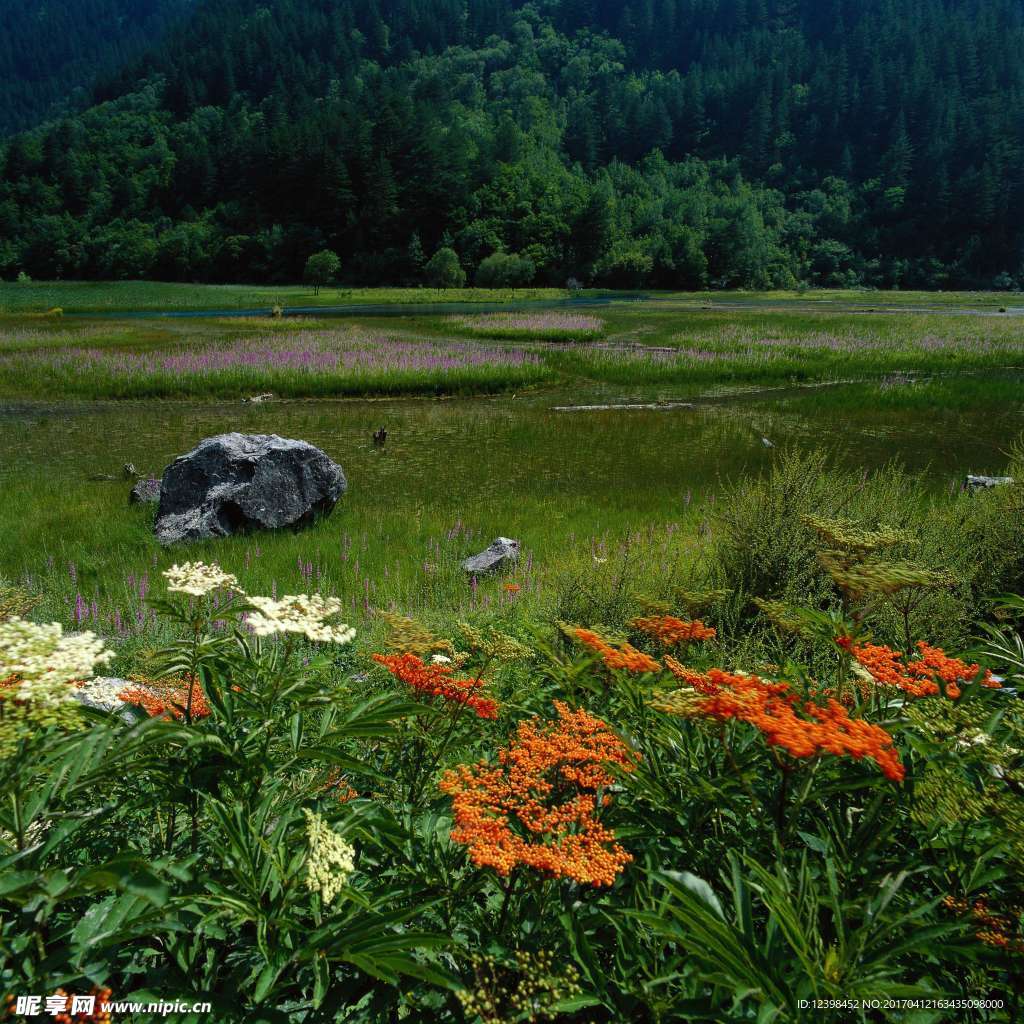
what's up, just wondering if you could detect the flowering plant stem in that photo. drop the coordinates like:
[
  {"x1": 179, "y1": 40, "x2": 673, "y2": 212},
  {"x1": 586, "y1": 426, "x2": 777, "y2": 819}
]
[
  {"x1": 496, "y1": 870, "x2": 521, "y2": 937},
  {"x1": 720, "y1": 727, "x2": 769, "y2": 821},
  {"x1": 408, "y1": 701, "x2": 469, "y2": 807}
]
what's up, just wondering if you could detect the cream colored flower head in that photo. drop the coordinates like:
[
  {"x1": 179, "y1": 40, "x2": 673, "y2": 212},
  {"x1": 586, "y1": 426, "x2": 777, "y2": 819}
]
[
  {"x1": 163, "y1": 561, "x2": 243, "y2": 597},
  {"x1": 0, "y1": 617, "x2": 114, "y2": 697},
  {"x1": 303, "y1": 809, "x2": 355, "y2": 904},
  {"x1": 246, "y1": 595, "x2": 355, "y2": 644}
]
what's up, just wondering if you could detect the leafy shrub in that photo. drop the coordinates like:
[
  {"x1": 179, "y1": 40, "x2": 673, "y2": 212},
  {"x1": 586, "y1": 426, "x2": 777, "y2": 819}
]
[
  {"x1": 475, "y1": 252, "x2": 535, "y2": 289},
  {"x1": 423, "y1": 247, "x2": 466, "y2": 289},
  {"x1": 711, "y1": 448, "x2": 1024, "y2": 658}
]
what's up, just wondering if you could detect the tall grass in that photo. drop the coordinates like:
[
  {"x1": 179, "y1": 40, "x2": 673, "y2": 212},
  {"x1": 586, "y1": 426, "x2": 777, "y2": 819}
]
[
  {"x1": 658, "y1": 287, "x2": 1024, "y2": 307},
  {"x1": 2, "y1": 472, "x2": 707, "y2": 672},
  {"x1": 6, "y1": 446, "x2": 1020, "y2": 677},
  {"x1": 4, "y1": 300, "x2": 1024, "y2": 399},
  {"x1": 0, "y1": 330, "x2": 552, "y2": 399},
  {"x1": 446, "y1": 312, "x2": 606, "y2": 342},
  {"x1": 708, "y1": 448, "x2": 1024, "y2": 662},
  {"x1": 549, "y1": 324, "x2": 1024, "y2": 386}
]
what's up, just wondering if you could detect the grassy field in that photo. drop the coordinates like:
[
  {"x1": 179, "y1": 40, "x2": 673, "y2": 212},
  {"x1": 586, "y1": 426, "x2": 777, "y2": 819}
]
[
  {"x1": 0, "y1": 281, "x2": 576, "y2": 314},
  {"x1": 2, "y1": 287, "x2": 1022, "y2": 644}
]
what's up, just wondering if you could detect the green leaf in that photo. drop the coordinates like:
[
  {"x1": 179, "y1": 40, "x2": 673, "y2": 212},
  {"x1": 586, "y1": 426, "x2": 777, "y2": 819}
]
[
  {"x1": 252, "y1": 960, "x2": 285, "y2": 1003},
  {"x1": 661, "y1": 870, "x2": 724, "y2": 919},
  {"x1": 797, "y1": 831, "x2": 829, "y2": 854},
  {"x1": 312, "y1": 952, "x2": 329, "y2": 1008},
  {"x1": 0, "y1": 870, "x2": 36, "y2": 896}
]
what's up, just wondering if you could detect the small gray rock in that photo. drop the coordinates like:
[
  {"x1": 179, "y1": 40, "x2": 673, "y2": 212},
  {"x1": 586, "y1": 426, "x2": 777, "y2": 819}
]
[
  {"x1": 129, "y1": 478, "x2": 161, "y2": 505},
  {"x1": 462, "y1": 537, "x2": 520, "y2": 574},
  {"x1": 155, "y1": 433, "x2": 346, "y2": 544},
  {"x1": 72, "y1": 677, "x2": 142, "y2": 722},
  {"x1": 966, "y1": 475, "x2": 1015, "y2": 491}
]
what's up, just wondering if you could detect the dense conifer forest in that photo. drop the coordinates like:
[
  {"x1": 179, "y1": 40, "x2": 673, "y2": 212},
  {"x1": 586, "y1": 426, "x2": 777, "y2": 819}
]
[
  {"x1": 2, "y1": 0, "x2": 1023, "y2": 289},
  {"x1": 0, "y1": 0, "x2": 195, "y2": 135}
]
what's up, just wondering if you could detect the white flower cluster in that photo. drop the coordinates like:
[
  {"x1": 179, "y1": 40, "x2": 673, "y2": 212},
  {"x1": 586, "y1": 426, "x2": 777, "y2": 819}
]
[
  {"x1": 954, "y1": 728, "x2": 992, "y2": 751},
  {"x1": 0, "y1": 617, "x2": 114, "y2": 697},
  {"x1": 247, "y1": 595, "x2": 356, "y2": 644},
  {"x1": 163, "y1": 561, "x2": 243, "y2": 597},
  {"x1": 303, "y1": 809, "x2": 355, "y2": 904}
]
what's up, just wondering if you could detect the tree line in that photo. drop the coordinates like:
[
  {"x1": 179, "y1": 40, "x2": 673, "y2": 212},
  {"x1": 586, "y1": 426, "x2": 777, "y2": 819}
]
[{"x1": 2, "y1": 0, "x2": 1022, "y2": 289}]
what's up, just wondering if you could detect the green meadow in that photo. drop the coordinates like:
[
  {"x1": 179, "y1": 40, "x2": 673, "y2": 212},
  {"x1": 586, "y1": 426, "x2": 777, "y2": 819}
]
[{"x1": 1, "y1": 288, "x2": 1023, "y2": 659}]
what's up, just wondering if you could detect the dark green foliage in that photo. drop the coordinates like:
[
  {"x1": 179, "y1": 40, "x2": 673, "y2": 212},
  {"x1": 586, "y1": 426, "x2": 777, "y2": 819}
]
[
  {"x1": 709, "y1": 448, "x2": 1024, "y2": 665},
  {"x1": 0, "y1": 0, "x2": 194, "y2": 135},
  {"x1": 2, "y1": 0, "x2": 1024, "y2": 287}
]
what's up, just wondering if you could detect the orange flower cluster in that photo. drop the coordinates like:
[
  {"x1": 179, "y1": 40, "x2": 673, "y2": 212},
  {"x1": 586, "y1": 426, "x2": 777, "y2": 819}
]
[
  {"x1": 662, "y1": 661, "x2": 905, "y2": 782},
  {"x1": 943, "y1": 896, "x2": 1024, "y2": 956},
  {"x1": 503, "y1": 583, "x2": 522, "y2": 595},
  {"x1": 838, "y1": 638, "x2": 998, "y2": 699},
  {"x1": 439, "y1": 702, "x2": 637, "y2": 886},
  {"x1": 117, "y1": 676, "x2": 210, "y2": 721},
  {"x1": 631, "y1": 615, "x2": 716, "y2": 647},
  {"x1": 322, "y1": 767, "x2": 358, "y2": 803},
  {"x1": 372, "y1": 652, "x2": 499, "y2": 720},
  {"x1": 573, "y1": 628, "x2": 661, "y2": 674}
]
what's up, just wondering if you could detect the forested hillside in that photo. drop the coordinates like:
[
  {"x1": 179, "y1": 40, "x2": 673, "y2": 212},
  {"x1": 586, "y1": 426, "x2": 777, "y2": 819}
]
[
  {"x1": 2, "y1": 0, "x2": 1023, "y2": 289},
  {"x1": 0, "y1": 0, "x2": 195, "y2": 135}
]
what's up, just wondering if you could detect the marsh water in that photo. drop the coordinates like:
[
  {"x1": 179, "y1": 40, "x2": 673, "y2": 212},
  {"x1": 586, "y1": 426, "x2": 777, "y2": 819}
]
[
  {"x1": 3, "y1": 378, "x2": 1021, "y2": 516},
  {"x1": 77, "y1": 293, "x2": 1024, "y2": 320}
]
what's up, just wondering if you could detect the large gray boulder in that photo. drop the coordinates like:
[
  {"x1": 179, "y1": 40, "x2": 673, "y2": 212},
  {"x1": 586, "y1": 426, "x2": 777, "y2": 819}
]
[
  {"x1": 462, "y1": 537, "x2": 520, "y2": 574},
  {"x1": 155, "y1": 433, "x2": 346, "y2": 544}
]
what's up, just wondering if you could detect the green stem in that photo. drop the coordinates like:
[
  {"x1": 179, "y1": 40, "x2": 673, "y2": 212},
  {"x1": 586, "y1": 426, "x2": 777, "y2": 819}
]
[
  {"x1": 774, "y1": 757, "x2": 792, "y2": 843},
  {"x1": 721, "y1": 727, "x2": 767, "y2": 819},
  {"x1": 411, "y1": 706, "x2": 466, "y2": 806},
  {"x1": 496, "y1": 871, "x2": 520, "y2": 936}
]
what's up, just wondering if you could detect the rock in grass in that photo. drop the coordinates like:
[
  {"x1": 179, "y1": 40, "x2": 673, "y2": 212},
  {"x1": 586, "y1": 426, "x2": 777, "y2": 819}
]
[
  {"x1": 72, "y1": 677, "x2": 140, "y2": 722},
  {"x1": 155, "y1": 433, "x2": 346, "y2": 544},
  {"x1": 129, "y1": 478, "x2": 161, "y2": 505},
  {"x1": 462, "y1": 537, "x2": 520, "y2": 574},
  {"x1": 966, "y1": 475, "x2": 1015, "y2": 491}
]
